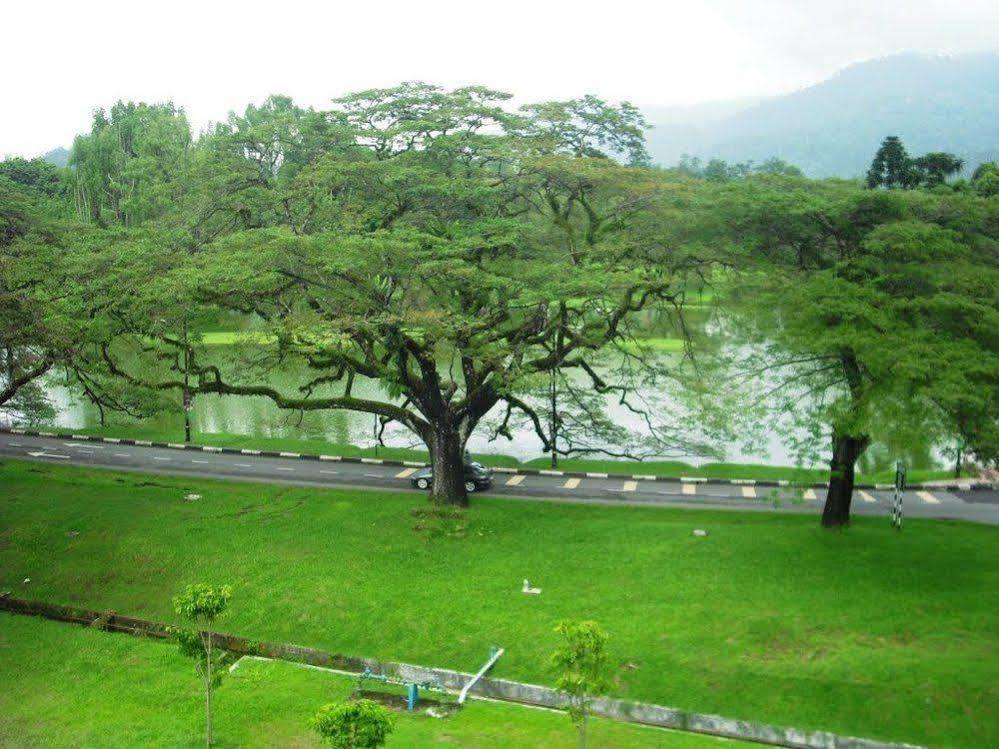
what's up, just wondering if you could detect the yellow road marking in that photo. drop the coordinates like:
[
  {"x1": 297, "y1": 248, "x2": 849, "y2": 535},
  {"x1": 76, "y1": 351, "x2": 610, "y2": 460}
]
[
  {"x1": 682, "y1": 483, "x2": 696, "y2": 496},
  {"x1": 741, "y1": 486, "x2": 756, "y2": 498},
  {"x1": 622, "y1": 480, "x2": 638, "y2": 492},
  {"x1": 858, "y1": 490, "x2": 877, "y2": 503},
  {"x1": 917, "y1": 490, "x2": 941, "y2": 505},
  {"x1": 505, "y1": 475, "x2": 525, "y2": 486},
  {"x1": 395, "y1": 467, "x2": 417, "y2": 479},
  {"x1": 562, "y1": 477, "x2": 581, "y2": 489},
  {"x1": 803, "y1": 489, "x2": 817, "y2": 500}
]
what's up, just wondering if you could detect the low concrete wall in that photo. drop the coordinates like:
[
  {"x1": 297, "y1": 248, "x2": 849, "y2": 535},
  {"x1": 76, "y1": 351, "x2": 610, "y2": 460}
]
[{"x1": 0, "y1": 594, "x2": 923, "y2": 749}]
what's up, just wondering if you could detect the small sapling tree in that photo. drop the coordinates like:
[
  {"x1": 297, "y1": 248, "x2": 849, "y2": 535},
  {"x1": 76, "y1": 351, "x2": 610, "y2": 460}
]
[
  {"x1": 550, "y1": 620, "x2": 611, "y2": 749},
  {"x1": 312, "y1": 699, "x2": 395, "y2": 749},
  {"x1": 173, "y1": 583, "x2": 232, "y2": 747}
]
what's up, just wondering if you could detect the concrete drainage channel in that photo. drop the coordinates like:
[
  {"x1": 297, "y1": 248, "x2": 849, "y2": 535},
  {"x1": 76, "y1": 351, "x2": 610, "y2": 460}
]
[
  {"x1": 0, "y1": 595, "x2": 923, "y2": 749},
  {"x1": 1, "y1": 428, "x2": 992, "y2": 493}
]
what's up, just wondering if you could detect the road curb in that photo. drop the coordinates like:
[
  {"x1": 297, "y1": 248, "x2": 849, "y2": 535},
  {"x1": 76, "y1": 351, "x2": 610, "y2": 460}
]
[{"x1": 1, "y1": 428, "x2": 994, "y2": 492}]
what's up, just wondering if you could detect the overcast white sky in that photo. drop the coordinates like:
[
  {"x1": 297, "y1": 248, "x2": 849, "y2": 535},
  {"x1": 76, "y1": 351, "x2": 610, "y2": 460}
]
[{"x1": 3, "y1": 0, "x2": 998, "y2": 157}]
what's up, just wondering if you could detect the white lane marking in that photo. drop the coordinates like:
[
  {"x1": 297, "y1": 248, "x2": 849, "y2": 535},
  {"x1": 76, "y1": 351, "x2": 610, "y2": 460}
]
[
  {"x1": 27, "y1": 451, "x2": 69, "y2": 459},
  {"x1": 917, "y1": 490, "x2": 941, "y2": 505},
  {"x1": 8, "y1": 441, "x2": 23, "y2": 446},
  {"x1": 152, "y1": 457, "x2": 171, "y2": 462},
  {"x1": 276, "y1": 467, "x2": 294, "y2": 472},
  {"x1": 803, "y1": 489, "x2": 817, "y2": 500},
  {"x1": 622, "y1": 480, "x2": 638, "y2": 492},
  {"x1": 741, "y1": 486, "x2": 757, "y2": 498},
  {"x1": 63, "y1": 442, "x2": 104, "y2": 449},
  {"x1": 191, "y1": 459, "x2": 210, "y2": 464},
  {"x1": 319, "y1": 470, "x2": 340, "y2": 475},
  {"x1": 395, "y1": 468, "x2": 417, "y2": 479},
  {"x1": 505, "y1": 475, "x2": 525, "y2": 486},
  {"x1": 234, "y1": 463, "x2": 253, "y2": 468},
  {"x1": 858, "y1": 490, "x2": 877, "y2": 503},
  {"x1": 562, "y1": 477, "x2": 581, "y2": 489},
  {"x1": 682, "y1": 483, "x2": 696, "y2": 496},
  {"x1": 114, "y1": 453, "x2": 130, "y2": 458}
]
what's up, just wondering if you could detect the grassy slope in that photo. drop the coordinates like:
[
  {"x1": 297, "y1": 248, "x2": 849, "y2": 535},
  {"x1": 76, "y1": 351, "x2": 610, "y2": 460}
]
[
  {"x1": 1, "y1": 460, "x2": 995, "y2": 748},
  {"x1": 0, "y1": 614, "x2": 739, "y2": 748},
  {"x1": 47, "y1": 424, "x2": 952, "y2": 484}
]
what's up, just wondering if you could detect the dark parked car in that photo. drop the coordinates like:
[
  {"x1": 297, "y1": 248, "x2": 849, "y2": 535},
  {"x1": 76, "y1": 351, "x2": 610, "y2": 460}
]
[{"x1": 410, "y1": 461, "x2": 493, "y2": 492}]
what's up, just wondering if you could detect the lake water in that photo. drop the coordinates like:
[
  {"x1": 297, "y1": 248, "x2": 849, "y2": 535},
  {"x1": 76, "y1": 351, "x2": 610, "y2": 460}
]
[{"x1": 37, "y1": 343, "x2": 942, "y2": 474}]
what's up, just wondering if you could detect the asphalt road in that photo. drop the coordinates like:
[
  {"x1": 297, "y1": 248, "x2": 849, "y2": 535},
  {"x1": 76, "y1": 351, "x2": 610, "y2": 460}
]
[{"x1": 1, "y1": 433, "x2": 997, "y2": 524}]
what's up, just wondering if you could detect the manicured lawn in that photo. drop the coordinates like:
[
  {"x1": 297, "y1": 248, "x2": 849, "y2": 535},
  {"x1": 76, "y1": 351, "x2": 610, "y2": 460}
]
[
  {"x1": 0, "y1": 614, "x2": 737, "y2": 748},
  {"x1": 1, "y1": 460, "x2": 995, "y2": 748},
  {"x1": 35, "y1": 424, "x2": 952, "y2": 484}
]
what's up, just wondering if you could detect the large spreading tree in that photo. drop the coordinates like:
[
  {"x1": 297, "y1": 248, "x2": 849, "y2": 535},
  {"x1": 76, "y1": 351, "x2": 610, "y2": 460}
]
[
  {"x1": 92, "y1": 85, "x2": 696, "y2": 505},
  {"x1": 721, "y1": 177, "x2": 998, "y2": 526}
]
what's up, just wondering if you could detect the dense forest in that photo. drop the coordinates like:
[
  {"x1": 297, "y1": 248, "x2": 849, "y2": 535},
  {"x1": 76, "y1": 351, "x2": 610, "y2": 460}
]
[{"x1": 2, "y1": 85, "x2": 997, "y2": 527}]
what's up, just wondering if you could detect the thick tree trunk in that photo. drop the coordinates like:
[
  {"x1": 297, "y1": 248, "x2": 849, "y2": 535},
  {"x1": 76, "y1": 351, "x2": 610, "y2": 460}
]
[
  {"x1": 428, "y1": 424, "x2": 469, "y2": 507},
  {"x1": 821, "y1": 431, "x2": 870, "y2": 528}
]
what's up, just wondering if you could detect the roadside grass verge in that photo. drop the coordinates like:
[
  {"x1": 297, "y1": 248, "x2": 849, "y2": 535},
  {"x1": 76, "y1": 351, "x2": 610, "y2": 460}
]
[
  {"x1": 0, "y1": 614, "x2": 737, "y2": 748},
  {"x1": 0, "y1": 460, "x2": 995, "y2": 747},
  {"x1": 30, "y1": 423, "x2": 953, "y2": 484}
]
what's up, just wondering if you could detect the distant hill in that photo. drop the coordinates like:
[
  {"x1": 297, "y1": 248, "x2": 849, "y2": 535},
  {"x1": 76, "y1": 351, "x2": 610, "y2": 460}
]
[
  {"x1": 42, "y1": 147, "x2": 70, "y2": 167},
  {"x1": 644, "y1": 52, "x2": 999, "y2": 178}
]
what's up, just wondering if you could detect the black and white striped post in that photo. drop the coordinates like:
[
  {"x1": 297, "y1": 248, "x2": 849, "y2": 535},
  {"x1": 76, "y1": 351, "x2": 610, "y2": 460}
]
[{"x1": 890, "y1": 461, "x2": 906, "y2": 529}]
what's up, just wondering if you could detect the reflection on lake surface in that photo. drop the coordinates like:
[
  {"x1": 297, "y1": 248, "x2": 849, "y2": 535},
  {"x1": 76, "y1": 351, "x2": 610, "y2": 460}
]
[{"x1": 38, "y1": 345, "x2": 942, "y2": 475}]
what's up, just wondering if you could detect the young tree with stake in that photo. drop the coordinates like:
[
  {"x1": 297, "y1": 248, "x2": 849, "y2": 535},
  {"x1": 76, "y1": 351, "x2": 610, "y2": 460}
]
[
  {"x1": 551, "y1": 620, "x2": 611, "y2": 749},
  {"x1": 173, "y1": 584, "x2": 232, "y2": 747}
]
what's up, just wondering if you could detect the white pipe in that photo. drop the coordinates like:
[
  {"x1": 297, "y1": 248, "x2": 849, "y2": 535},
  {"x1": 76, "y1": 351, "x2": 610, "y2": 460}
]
[{"x1": 458, "y1": 647, "x2": 505, "y2": 705}]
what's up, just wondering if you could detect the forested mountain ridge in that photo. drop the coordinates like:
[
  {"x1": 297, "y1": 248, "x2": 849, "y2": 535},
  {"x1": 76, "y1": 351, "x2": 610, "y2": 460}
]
[{"x1": 644, "y1": 52, "x2": 999, "y2": 177}]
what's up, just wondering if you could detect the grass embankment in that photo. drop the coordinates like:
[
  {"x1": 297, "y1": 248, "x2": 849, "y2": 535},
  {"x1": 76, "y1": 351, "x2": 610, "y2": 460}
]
[
  {"x1": 1, "y1": 460, "x2": 995, "y2": 747},
  {"x1": 40, "y1": 423, "x2": 952, "y2": 484},
  {"x1": 0, "y1": 615, "x2": 737, "y2": 748}
]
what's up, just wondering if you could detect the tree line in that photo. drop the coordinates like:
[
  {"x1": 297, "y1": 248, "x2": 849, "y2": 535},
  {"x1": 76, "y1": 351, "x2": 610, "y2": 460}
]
[{"x1": 1, "y1": 87, "x2": 996, "y2": 527}]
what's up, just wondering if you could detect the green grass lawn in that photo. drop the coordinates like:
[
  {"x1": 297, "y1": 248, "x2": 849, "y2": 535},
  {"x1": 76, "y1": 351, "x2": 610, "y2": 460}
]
[
  {"x1": 0, "y1": 614, "x2": 741, "y2": 748},
  {"x1": 0, "y1": 460, "x2": 995, "y2": 747},
  {"x1": 40, "y1": 423, "x2": 953, "y2": 484}
]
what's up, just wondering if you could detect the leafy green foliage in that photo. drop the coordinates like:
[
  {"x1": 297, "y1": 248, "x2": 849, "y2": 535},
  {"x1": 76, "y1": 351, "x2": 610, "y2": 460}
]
[
  {"x1": 172, "y1": 583, "x2": 231, "y2": 746},
  {"x1": 311, "y1": 699, "x2": 395, "y2": 748},
  {"x1": 866, "y1": 135, "x2": 964, "y2": 189},
  {"x1": 715, "y1": 177, "x2": 998, "y2": 523},
  {"x1": 551, "y1": 620, "x2": 610, "y2": 746},
  {"x1": 173, "y1": 583, "x2": 232, "y2": 625},
  {"x1": 69, "y1": 101, "x2": 191, "y2": 226}
]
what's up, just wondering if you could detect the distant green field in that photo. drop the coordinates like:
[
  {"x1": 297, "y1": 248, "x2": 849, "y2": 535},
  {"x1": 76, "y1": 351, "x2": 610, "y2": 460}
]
[
  {"x1": 48, "y1": 423, "x2": 953, "y2": 484},
  {"x1": 1, "y1": 460, "x2": 995, "y2": 748},
  {"x1": 0, "y1": 614, "x2": 736, "y2": 748}
]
